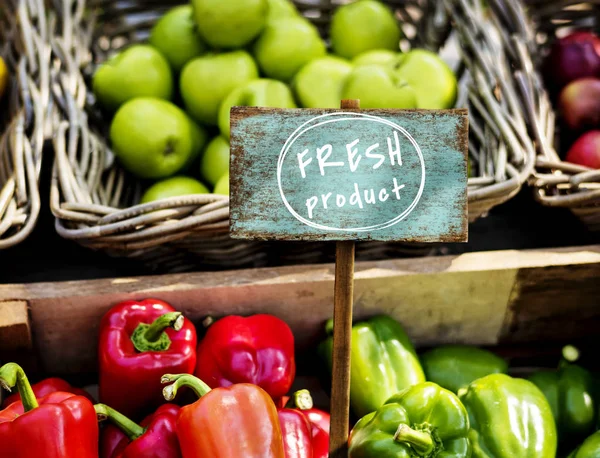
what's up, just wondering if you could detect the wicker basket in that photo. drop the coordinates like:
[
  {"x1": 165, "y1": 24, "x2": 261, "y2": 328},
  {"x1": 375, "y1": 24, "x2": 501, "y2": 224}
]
[
  {"x1": 523, "y1": 0, "x2": 600, "y2": 231},
  {"x1": 48, "y1": 0, "x2": 536, "y2": 270},
  {"x1": 0, "y1": 0, "x2": 51, "y2": 249}
]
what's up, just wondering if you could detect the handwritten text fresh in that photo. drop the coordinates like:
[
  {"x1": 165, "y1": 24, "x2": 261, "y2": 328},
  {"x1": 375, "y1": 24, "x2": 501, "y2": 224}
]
[{"x1": 297, "y1": 132, "x2": 406, "y2": 219}]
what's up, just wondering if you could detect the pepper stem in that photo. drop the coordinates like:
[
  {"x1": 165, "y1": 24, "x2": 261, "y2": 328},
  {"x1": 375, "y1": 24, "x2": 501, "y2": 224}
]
[
  {"x1": 130, "y1": 312, "x2": 184, "y2": 352},
  {"x1": 562, "y1": 345, "x2": 580, "y2": 363},
  {"x1": 0, "y1": 363, "x2": 39, "y2": 412},
  {"x1": 161, "y1": 374, "x2": 212, "y2": 401},
  {"x1": 94, "y1": 404, "x2": 145, "y2": 441},
  {"x1": 285, "y1": 389, "x2": 314, "y2": 410},
  {"x1": 394, "y1": 424, "x2": 434, "y2": 456}
]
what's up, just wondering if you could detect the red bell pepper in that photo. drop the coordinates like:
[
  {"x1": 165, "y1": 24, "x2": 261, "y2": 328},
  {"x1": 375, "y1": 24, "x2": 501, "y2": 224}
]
[
  {"x1": 277, "y1": 390, "x2": 314, "y2": 458},
  {"x1": 99, "y1": 299, "x2": 197, "y2": 418},
  {"x1": 279, "y1": 391, "x2": 331, "y2": 458},
  {"x1": 0, "y1": 363, "x2": 99, "y2": 457},
  {"x1": 162, "y1": 373, "x2": 285, "y2": 458},
  {"x1": 101, "y1": 424, "x2": 127, "y2": 458},
  {"x1": 195, "y1": 314, "x2": 295, "y2": 401},
  {"x1": 96, "y1": 403, "x2": 181, "y2": 458},
  {"x1": 2, "y1": 376, "x2": 93, "y2": 408},
  {"x1": 302, "y1": 408, "x2": 330, "y2": 458}
]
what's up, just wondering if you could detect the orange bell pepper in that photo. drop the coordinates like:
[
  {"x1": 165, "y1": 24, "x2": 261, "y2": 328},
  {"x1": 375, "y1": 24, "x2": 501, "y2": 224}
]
[{"x1": 162, "y1": 374, "x2": 285, "y2": 458}]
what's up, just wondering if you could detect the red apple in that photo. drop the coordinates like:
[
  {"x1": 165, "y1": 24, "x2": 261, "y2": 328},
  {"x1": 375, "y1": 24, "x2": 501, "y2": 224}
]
[
  {"x1": 544, "y1": 31, "x2": 600, "y2": 92},
  {"x1": 565, "y1": 130, "x2": 600, "y2": 168},
  {"x1": 559, "y1": 78, "x2": 600, "y2": 131}
]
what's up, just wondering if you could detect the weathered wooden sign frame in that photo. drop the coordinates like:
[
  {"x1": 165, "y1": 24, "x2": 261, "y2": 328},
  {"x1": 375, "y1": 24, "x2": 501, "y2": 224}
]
[
  {"x1": 230, "y1": 105, "x2": 468, "y2": 243},
  {"x1": 229, "y1": 100, "x2": 468, "y2": 457}
]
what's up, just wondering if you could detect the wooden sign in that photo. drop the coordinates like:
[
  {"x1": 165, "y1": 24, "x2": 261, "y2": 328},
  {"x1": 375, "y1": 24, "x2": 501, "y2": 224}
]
[
  {"x1": 229, "y1": 101, "x2": 468, "y2": 458},
  {"x1": 230, "y1": 107, "x2": 469, "y2": 242}
]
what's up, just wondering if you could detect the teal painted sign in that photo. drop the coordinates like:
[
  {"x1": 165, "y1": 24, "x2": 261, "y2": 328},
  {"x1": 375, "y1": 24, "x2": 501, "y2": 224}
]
[{"x1": 229, "y1": 107, "x2": 468, "y2": 242}]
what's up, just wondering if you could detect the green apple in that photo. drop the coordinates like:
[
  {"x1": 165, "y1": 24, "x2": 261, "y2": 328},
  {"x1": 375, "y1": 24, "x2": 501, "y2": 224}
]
[
  {"x1": 93, "y1": 45, "x2": 173, "y2": 112},
  {"x1": 253, "y1": 17, "x2": 326, "y2": 82},
  {"x1": 341, "y1": 64, "x2": 416, "y2": 109},
  {"x1": 180, "y1": 51, "x2": 259, "y2": 125},
  {"x1": 393, "y1": 49, "x2": 457, "y2": 109},
  {"x1": 213, "y1": 173, "x2": 230, "y2": 196},
  {"x1": 149, "y1": 5, "x2": 206, "y2": 72},
  {"x1": 266, "y1": 0, "x2": 299, "y2": 21},
  {"x1": 219, "y1": 79, "x2": 297, "y2": 139},
  {"x1": 110, "y1": 98, "x2": 202, "y2": 179},
  {"x1": 353, "y1": 49, "x2": 400, "y2": 67},
  {"x1": 191, "y1": 0, "x2": 268, "y2": 48},
  {"x1": 201, "y1": 136, "x2": 230, "y2": 186},
  {"x1": 181, "y1": 121, "x2": 209, "y2": 171},
  {"x1": 330, "y1": 0, "x2": 401, "y2": 59},
  {"x1": 293, "y1": 56, "x2": 353, "y2": 108},
  {"x1": 141, "y1": 176, "x2": 209, "y2": 203}
]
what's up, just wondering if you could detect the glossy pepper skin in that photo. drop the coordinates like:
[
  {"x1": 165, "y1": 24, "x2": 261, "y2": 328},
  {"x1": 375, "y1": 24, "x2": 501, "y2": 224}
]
[
  {"x1": 0, "y1": 363, "x2": 99, "y2": 457},
  {"x1": 101, "y1": 407, "x2": 181, "y2": 458},
  {"x1": 304, "y1": 408, "x2": 330, "y2": 458},
  {"x1": 101, "y1": 424, "x2": 128, "y2": 458},
  {"x1": 349, "y1": 382, "x2": 471, "y2": 457},
  {"x1": 195, "y1": 314, "x2": 295, "y2": 401},
  {"x1": 460, "y1": 373, "x2": 557, "y2": 458},
  {"x1": 162, "y1": 374, "x2": 285, "y2": 458},
  {"x1": 278, "y1": 393, "x2": 330, "y2": 458},
  {"x1": 319, "y1": 315, "x2": 425, "y2": 418},
  {"x1": 528, "y1": 346, "x2": 596, "y2": 446},
  {"x1": 99, "y1": 299, "x2": 197, "y2": 418},
  {"x1": 278, "y1": 396, "x2": 313, "y2": 458},
  {"x1": 100, "y1": 406, "x2": 181, "y2": 458},
  {"x1": 2, "y1": 377, "x2": 94, "y2": 408},
  {"x1": 568, "y1": 431, "x2": 600, "y2": 458},
  {"x1": 421, "y1": 345, "x2": 508, "y2": 393},
  {"x1": 97, "y1": 403, "x2": 181, "y2": 458}
]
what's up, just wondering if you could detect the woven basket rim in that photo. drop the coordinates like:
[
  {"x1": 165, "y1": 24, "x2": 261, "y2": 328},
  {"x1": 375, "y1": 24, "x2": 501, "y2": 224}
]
[
  {"x1": 47, "y1": 0, "x2": 540, "y2": 268},
  {"x1": 524, "y1": 0, "x2": 600, "y2": 212},
  {"x1": 0, "y1": 0, "x2": 48, "y2": 249}
]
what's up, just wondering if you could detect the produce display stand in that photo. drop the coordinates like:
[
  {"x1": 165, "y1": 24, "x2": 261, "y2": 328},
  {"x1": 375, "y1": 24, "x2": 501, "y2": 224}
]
[{"x1": 1, "y1": 0, "x2": 600, "y2": 454}]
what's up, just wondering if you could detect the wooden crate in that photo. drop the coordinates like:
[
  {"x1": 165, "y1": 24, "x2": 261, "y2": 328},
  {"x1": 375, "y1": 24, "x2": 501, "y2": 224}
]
[{"x1": 1, "y1": 244, "x2": 600, "y2": 376}]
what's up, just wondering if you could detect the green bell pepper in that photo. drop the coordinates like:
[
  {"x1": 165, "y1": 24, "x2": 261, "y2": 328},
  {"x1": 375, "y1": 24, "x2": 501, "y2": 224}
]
[
  {"x1": 421, "y1": 345, "x2": 508, "y2": 393},
  {"x1": 568, "y1": 431, "x2": 600, "y2": 458},
  {"x1": 460, "y1": 373, "x2": 557, "y2": 458},
  {"x1": 348, "y1": 382, "x2": 470, "y2": 458},
  {"x1": 319, "y1": 315, "x2": 425, "y2": 418},
  {"x1": 528, "y1": 345, "x2": 596, "y2": 447}
]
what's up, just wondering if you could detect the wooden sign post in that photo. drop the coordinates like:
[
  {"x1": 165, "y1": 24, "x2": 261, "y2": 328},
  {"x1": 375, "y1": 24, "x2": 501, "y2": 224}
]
[{"x1": 229, "y1": 100, "x2": 468, "y2": 457}]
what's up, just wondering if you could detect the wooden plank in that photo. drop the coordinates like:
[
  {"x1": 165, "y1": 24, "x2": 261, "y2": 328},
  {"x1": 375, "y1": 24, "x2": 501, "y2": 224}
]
[
  {"x1": 230, "y1": 107, "x2": 469, "y2": 242},
  {"x1": 6, "y1": 244, "x2": 599, "y2": 302},
  {"x1": 0, "y1": 300, "x2": 31, "y2": 352},
  {"x1": 1, "y1": 245, "x2": 599, "y2": 373},
  {"x1": 501, "y1": 262, "x2": 600, "y2": 343}
]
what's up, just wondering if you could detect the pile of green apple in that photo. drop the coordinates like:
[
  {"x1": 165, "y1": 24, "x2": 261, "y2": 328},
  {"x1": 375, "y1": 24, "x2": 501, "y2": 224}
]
[{"x1": 92, "y1": 0, "x2": 458, "y2": 203}]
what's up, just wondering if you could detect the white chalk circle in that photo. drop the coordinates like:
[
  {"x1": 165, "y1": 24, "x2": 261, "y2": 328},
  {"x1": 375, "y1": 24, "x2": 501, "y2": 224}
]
[{"x1": 277, "y1": 112, "x2": 426, "y2": 232}]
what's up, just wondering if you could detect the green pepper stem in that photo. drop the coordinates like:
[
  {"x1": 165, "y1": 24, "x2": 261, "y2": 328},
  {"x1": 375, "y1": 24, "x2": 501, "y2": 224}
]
[
  {"x1": 285, "y1": 389, "x2": 314, "y2": 410},
  {"x1": 94, "y1": 404, "x2": 145, "y2": 441},
  {"x1": 161, "y1": 374, "x2": 212, "y2": 401},
  {"x1": 130, "y1": 312, "x2": 184, "y2": 352},
  {"x1": 144, "y1": 312, "x2": 184, "y2": 341},
  {"x1": 0, "y1": 363, "x2": 39, "y2": 412},
  {"x1": 562, "y1": 345, "x2": 580, "y2": 364},
  {"x1": 394, "y1": 424, "x2": 434, "y2": 456}
]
